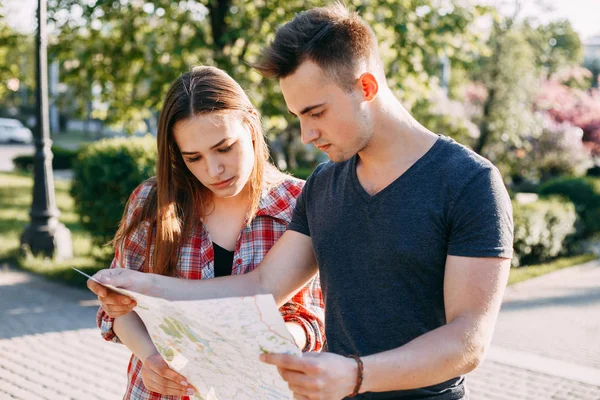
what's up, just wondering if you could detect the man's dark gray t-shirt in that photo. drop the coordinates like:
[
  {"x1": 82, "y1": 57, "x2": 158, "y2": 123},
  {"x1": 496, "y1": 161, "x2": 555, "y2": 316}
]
[{"x1": 288, "y1": 135, "x2": 513, "y2": 399}]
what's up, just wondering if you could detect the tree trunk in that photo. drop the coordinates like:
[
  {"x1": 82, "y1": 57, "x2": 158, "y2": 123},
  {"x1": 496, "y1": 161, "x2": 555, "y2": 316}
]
[
  {"x1": 209, "y1": 0, "x2": 232, "y2": 55},
  {"x1": 474, "y1": 86, "x2": 495, "y2": 155}
]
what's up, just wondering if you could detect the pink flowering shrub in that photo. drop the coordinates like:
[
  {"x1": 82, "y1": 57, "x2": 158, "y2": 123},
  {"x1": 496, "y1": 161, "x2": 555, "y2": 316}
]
[
  {"x1": 551, "y1": 65, "x2": 593, "y2": 89},
  {"x1": 535, "y1": 73, "x2": 600, "y2": 156}
]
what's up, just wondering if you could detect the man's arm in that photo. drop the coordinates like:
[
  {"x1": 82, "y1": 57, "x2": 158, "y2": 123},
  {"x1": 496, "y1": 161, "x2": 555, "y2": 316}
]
[
  {"x1": 88, "y1": 230, "x2": 318, "y2": 313},
  {"x1": 262, "y1": 255, "x2": 510, "y2": 398},
  {"x1": 358, "y1": 255, "x2": 510, "y2": 392}
]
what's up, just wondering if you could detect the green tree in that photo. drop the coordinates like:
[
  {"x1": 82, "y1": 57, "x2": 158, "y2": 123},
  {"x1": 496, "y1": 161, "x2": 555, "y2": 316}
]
[
  {"x1": 0, "y1": 11, "x2": 35, "y2": 118},
  {"x1": 47, "y1": 0, "x2": 488, "y2": 162},
  {"x1": 524, "y1": 19, "x2": 584, "y2": 77},
  {"x1": 473, "y1": 17, "x2": 541, "y2": 181}
]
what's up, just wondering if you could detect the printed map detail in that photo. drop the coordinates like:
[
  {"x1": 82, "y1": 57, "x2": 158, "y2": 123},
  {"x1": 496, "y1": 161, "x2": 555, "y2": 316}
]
[
  {"x1": 74, "y1": 269, "x2": 299, "y2": 400},
  {"x1": 129, "y1": 292, "x2": 300, "y2": 400}
]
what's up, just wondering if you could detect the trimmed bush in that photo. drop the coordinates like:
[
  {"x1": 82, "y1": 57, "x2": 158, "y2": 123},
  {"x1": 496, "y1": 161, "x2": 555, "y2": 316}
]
[
  {"x1": 586, "y1": 165, "x2": 600, "y2": 177},
  {"x1": 70, "y1": 135, "x2": 157, "y2": 246},
  {"x1": 12, "y1": 155, "x2": 32, "y2": 171},
  {"x1": 512, "y1": 197, "x2": 577, "y2": 267},
  {"x1": 12, "y1": 146, "x2": 79, "y2": 171},
  {"x1": 289, "y1": 167, "x2": 315, "y2": 180},
  {"x1": 538, "y1": 177, "x2": 600, "y2": 236}
]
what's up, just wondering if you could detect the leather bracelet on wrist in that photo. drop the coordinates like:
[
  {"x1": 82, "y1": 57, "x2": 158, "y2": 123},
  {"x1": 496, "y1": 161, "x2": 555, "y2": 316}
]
[{"x1": 347, "y1": 355, "x2": 363, "y2": 397}]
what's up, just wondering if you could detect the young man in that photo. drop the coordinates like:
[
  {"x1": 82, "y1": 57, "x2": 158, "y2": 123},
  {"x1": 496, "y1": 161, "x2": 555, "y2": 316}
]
[{"x1": 89, "y1": 5, "x2": 513, "y2": 399}]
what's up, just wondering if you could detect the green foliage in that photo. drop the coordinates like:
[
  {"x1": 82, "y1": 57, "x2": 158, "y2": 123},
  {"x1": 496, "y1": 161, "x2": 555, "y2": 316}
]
[
  {"x1": 0, "y1": 171, "x2": 108, "y2": 286},
  {"x1": 0, "y1": 171, "x2": 35, "y2": 259},
  {"x1": 411, "y1": 97, "x2": 478, "y2": 147},
  {"x1": 46, "y1": 0, "x2": 489, "y2": 135},
  {"x1": 587, "y1": 165, "x2": 600, "y2": 177},
  {"x1": 11, "y1": 156, "x2": 31, "y2": 171},
  {"x1": 70, "y1": 135, "x2": 157, "y2": 246},
  {"x1": 524, "y1": 19, "x2": 584, "y2": 77},
  {"x1": 551, "y1": 65, "x2": 593, "y2": 90},
  {"x1": 0, "y1": 12, "x2": 35, "y2": 115},
  {"x1": 472, "y1": 22, "x2": 541, "y2": 182},
  {"x1": 12, "y1": 146, "x2": 79, "y2": 171},
  {"x1": 538, "y1": 177, "x2": 600, "y2": 236},
  {"x1": 468, "y1": 17, "x2": 587, "y2": 184},
  {"x1": 349, "y1": 1, "x2": 490, "y2": 110},
  {"x1": 288, "y1": 167, "x2": 316, "y2": 181},
  {"x1": 512, "y1": 197, "x2": 577, "y2": 267}
]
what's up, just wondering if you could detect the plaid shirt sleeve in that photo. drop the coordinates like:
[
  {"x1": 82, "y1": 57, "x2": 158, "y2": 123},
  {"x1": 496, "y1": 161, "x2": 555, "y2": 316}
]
[
  {"x1": 254, "y1": 178, "x2": 325, "y2": 353},
  {"x1": 96, "y1": 181, "x2": 154, "y2": 343},
  {"x1": 279, "y1": 274, "x2": 325, "y2": 352}
]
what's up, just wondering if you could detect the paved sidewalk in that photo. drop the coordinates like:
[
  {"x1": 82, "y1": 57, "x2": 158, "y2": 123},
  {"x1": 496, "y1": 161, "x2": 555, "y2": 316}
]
[
  {"x1": 1, "y1": 260, "x2": 599, "y2": 399},
  {"x1": 468, "y1": 259, "x2": 600, "y2": 399},
  {"x1": 0, "y1": 264, "x2": 129, "y2": 399}
]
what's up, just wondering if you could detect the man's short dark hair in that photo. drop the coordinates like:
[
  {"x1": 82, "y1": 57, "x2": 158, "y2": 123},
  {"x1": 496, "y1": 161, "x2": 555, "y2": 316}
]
[{"x1": 252, "y1": 4, "x2": 378, "y2": 91}]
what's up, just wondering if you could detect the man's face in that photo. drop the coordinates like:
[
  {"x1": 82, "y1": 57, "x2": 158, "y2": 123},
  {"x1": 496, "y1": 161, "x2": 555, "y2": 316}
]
[{"x1": 280, "y1": 60, "x2": 372, "y2": 162}]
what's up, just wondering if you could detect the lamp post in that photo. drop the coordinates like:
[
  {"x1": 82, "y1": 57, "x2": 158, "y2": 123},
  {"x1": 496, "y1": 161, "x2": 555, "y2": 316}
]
[{"x1": 20, "y1": 0, "x2": 72, "y2": 259}]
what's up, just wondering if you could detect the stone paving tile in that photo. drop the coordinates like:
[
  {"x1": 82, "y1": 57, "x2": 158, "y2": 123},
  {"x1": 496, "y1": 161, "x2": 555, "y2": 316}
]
[
  {"x1": 0, "y1": 265, "x2": 130, "y2": 400},
  {"x1": 0, "y1": 330, "x2": 130, "y2": 400},
  {"x1": 492, "y1": 260, "x2": 600, "y2": 371},
  {"x1": 2, "y1": 261, "x2": 600, "y2": 399},
  {"x1": 468, "y1": 359, "x2": 600, "y2": 400}
]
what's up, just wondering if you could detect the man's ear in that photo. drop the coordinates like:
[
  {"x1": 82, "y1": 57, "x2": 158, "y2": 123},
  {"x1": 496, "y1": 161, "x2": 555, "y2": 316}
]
[{"x1": 358, "y1": 72, "x2": 379, "y2": 101}]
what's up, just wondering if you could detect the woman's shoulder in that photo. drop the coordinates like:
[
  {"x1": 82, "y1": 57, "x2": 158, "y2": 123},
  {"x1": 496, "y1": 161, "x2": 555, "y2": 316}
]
[
  {"x1": 275, "y1": 175, "x2": 305, "y2": 193},
  {"x1": 263, "y1": 165, "x2": 304, "y2": 196},
  {"x1": 257, "y1": 173, "x2": 304, "y2": 222},
  {"x1": 265, "y1": 174, "x2": 304, "y2": 201},
  {"x1": 127, "y1": 177, "x2": 157, "y2": 212}
]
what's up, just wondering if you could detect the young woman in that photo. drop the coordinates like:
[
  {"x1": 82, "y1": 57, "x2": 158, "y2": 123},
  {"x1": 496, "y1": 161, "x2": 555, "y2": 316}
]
[{"x1": 97, "y1": 66, "x2": 324, "y2": 399}]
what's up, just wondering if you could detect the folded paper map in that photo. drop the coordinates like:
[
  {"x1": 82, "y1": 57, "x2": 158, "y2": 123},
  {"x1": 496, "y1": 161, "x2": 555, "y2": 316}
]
[{"x1": 74, "y1": 268, "x2": 299, "y2": 400}]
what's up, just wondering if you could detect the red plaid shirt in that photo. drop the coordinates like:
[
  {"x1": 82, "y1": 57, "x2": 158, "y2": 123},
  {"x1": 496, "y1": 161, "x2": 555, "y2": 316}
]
[{"x1": 97, "y1": 177, "x2": 324, "y2": 400}]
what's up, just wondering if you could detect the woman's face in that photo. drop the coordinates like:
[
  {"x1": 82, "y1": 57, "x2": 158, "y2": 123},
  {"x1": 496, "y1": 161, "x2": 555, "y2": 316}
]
[{"x1": 173, "y1": 112, "x2": 256, "y2": 199}]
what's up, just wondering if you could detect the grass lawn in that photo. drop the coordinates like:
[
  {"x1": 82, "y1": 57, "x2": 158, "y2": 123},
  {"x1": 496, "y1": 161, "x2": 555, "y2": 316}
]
[
  {"x1": 0, "y1": 171, "x2": 597, "y2": 289},
  {"x1": 0, "y1": 171, "x2": 108, "y2": 288},
  {"x1": 508, "y1": 253, "x2": 597, "y2": 285}
]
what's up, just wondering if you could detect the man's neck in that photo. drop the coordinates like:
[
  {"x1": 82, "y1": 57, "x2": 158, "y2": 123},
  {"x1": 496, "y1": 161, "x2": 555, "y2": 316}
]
[{"x1": 357, "y1": 91, "x2": 438, "y2": 175}]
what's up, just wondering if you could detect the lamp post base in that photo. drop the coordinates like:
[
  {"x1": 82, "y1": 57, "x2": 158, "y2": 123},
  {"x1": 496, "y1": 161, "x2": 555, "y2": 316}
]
[{"x1": 20, "y1": 221, "x2": 73, "y2": 260}]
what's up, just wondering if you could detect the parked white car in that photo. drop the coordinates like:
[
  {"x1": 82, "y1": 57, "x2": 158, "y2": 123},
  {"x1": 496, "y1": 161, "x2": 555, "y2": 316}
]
[{"x1": 0, "y1": 118, "x2": 33, "y2": 144}]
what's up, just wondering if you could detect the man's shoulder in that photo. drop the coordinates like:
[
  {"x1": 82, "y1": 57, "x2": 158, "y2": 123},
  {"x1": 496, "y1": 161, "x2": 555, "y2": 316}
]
[
  {"x1": 440, "y1": 136, "x2": 494, "y2": 168},
  {"x1": 436, "y1": 137, "x2": 509, "y2": 212},
  {"x1": 307, "y1": 159, "x2": 353, "y2": 184},
  {"x1": 436, "y1": 136, "x2": 498, "y2": 180}
]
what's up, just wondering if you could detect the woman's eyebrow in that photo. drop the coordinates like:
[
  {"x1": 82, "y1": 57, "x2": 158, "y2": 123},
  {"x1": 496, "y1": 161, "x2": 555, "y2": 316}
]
[{"x1": 181, "y1": 138, "x2": 233, "y2": 155}]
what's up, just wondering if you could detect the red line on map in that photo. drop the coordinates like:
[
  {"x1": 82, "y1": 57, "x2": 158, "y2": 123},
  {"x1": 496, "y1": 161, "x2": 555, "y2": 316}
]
[{"x1": 253, "y1": 297, "x2": 294, "y2": 343}]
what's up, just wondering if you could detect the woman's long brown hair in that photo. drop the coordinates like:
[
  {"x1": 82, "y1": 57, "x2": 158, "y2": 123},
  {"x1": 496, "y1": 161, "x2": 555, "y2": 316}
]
[{"x1": 112, "y1": 66, "x2": 271, "y2": 276}]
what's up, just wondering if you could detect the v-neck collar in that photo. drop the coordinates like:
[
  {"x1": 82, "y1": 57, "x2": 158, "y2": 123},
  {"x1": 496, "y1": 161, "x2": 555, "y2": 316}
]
[{"x1": 350, "y1": 134, "x2": 446, "y2": 201}]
